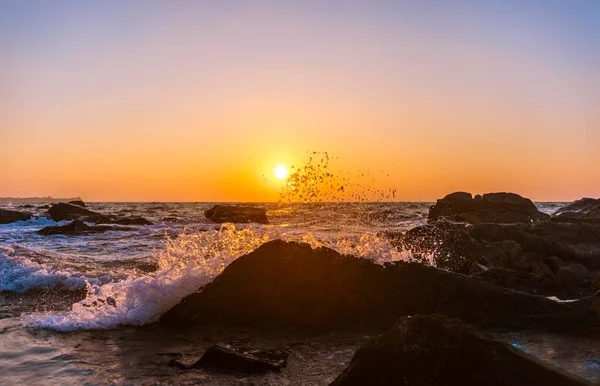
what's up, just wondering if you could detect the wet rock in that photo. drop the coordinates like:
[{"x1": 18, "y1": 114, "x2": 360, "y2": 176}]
[
  {"x1": 390, "y1": 221, "x2": 600, "y2": 297},
  {"x1": 204, "y1": 205, "x2": 268, "y2": 224},
  {"x1": 47, "y1": 202, "x2": 106, "y2": 222},
  {"x1": 97, "y1": 216, "x2": 153, "y2": 225},
  {"x1": 37, "y1": 220, "x2": 131, "y2": 235},
  {"x1": 191, "y1": 345, "x2": 288, "y2": 374},
  {"x1": 552, "y1": 198, "x2": 600, "y2": 223},
  {"x1": 331, "y1": 315, "x2": 588, "y2": 386},
  {"x1": 19, "y1": 204, "x2": 35, "y2": 209},
  {"x1": 37, "y1": 204, "x2": 50, "y2": 209},
  {"x1": 67, "y1": 200, "x2": 86, "y2": 207},
  {"x1": 161, "y1": 240, "x2": 598, "y2": 332},
  {"x1": 0, "y1": 208, "x2": 32, "y2": 224},
  {"x1": 428, "y1": 192, "x2": 549, "y2": 224}
]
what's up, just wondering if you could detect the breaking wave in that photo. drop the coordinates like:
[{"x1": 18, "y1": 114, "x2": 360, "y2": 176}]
[{"x1": 27, "y1": 224, "x2": 409, "y2": 331}]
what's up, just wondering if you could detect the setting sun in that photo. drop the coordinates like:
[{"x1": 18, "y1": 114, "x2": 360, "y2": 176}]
[{"x1": 274, "y1": 164, "x2": 289, "y2": 180}]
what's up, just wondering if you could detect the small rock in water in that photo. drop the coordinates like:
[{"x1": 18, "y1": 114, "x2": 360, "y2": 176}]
[
  {"x1": 191, "y1": 345, "x2": 288, "y2": 374},
  {"x1": 106, "y1": 297, "x2": 117, "y2": 307},
  {"x1": 204, "y1": 204, "x2": 268, "y2": 224}
]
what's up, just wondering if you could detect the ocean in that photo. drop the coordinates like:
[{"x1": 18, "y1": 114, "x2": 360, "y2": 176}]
[{"x1": 1, "y1": 201, "x2": 598, "y2": 385}]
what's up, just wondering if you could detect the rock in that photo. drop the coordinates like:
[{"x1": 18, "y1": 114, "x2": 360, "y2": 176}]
[
  {"x1": 428, "y1": 192, "x2": 549, "y2": 224},
  {"x1": 331, "y1": 315, "x2": 588, "y2": 386},
  {"x1": 37, "y1": 220, "x2": 131, "y2": 235},
  {"x1": 0, "y1": 209, "x2": 32, "y2": 224},
  {"x1": 67, "y1": 200, "x2": 86, "y2": 207},
  {"x1": 191, "y1": 345, "x2": 288, "y2": 374},
  {"x1": 553, "y1": 198, "x2": 600, "y2": 223},
  {"x1": 161, "y1": 240, "x2": 597, "y2": 332},
  {"x1": 97, "y1": 216, "x2": 153, "y2": 225},
  {"x1": 20, "y1": 204, "x2": 34, "y2": 208},
  {"x1": 37, "y1": 204, "x2": 50, "y2": 209},
  {"x1": 204, "y1": 205, "x2": 268, "y2": 224},
  {"x1": 47, "y1": 203, "x2": 105, "y2": 222}
]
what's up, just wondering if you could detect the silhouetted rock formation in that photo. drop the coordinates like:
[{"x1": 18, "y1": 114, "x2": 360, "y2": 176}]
[
  {"x1": 389, "y1": 221, "x2": 600, "y2": 298},
  {"x1": 161, "y1": 240, "x2": 597, "y2": 332},
  {"x1": 0, "y1": 208, "x2": 32, "y2": 224},
  {"x1": 37, "y1": 220, "x2": 131, "y2": 235},
  {"x1": 47, "y1": 202, "x2": 106, "y2": 222},
  {"x1": 204, "y1": 204, "x2": 268, "y2": 224},
  {"x1": 67, "y1": 200, "x2": 86, "y2": 207},
  {"x1": 331, "y1": 315, "x2": 588, "y2": 386},
  {"x1": 552, "y1": 198, "x2": 600, "y2": 223},
  {"x1": 428, "y1": 192, "x2": 549, "y2": 224}
]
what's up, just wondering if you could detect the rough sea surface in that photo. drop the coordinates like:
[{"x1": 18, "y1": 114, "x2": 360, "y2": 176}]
[{"x1": 1, "y1": 201, "x2": 599, "y2": 385}]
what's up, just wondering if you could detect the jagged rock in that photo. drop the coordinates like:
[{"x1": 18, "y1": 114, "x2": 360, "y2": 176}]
[
  {"x1": 161, "y1": 240, "x2": 598, "y2": 332},
  {"x1": 428, "y1": 192, "x2": 549, "y2": 224},
  {"x1": 204, "y1": 205, "x2": 268, "y2": 224},
  {"x1": 67, "y1": 200, "x2": 86, "y2": 207},
  {"x1": 0, "y1": 209, "x2": 32, "y2": 224},
  {"x1": 389, "y1": 221, "x2": 600, "y2": 297},
  {"x1": 191, "y1": 345, "x2": 288, "y2": 374},
  {"x1": 97, "y1": 216, "x2": 153, "y2": 225},
  {"x1": 331, "y1": 315, "x2": 588, "y2": 386},
  {"x1": 37, "y1": 220, "x2": 131, "y2": 235},
  {"x1": 47, "y1": 203, "x2": 106, "y2": 222},
  {"x1": 552, "y1": 198, "x2": 600, "y2": 223}
]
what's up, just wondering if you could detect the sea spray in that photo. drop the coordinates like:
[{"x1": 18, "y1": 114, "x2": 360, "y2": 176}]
[{"x1": 27, "y1": 224, "x2": 271, "y2": 331}]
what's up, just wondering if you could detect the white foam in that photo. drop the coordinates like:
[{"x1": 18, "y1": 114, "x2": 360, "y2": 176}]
[
  {"x1": 0, "y1": 246, "x2": 95, "y2": 293},
  {"x1": 28, "y1": 224, "x2": 271, "y2": 331}
]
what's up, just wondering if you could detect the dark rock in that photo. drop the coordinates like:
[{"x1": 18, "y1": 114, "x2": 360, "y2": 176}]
[
  {"x1": 553, "y1": 198, "x2": 600, "y2": 223},
  {"x1": 20, "y1": 204, "x2": 34, "y2": 208},
  {"x1": 428, "y1": 192, "x2": 549, "y2": 224},
  {"x1": 191, "y1": 345, "x2": 288, "y2": 374},
  {"x1": 47, "y1": 202, "x2": 105, "y2": 222},
  {"x1": 0, "y1": 209, "x2": 32, "y2": 224},
  {"x1": 37, "y1": 220, "x2": 131, "y2": 235},
  {"x1": 161, "y1": 240, "x2": 598, "y2": 332},
  {"x1": 205, "y1": 205, "x2": 268, "y2": 224},
  {"x1": 97, "y1": 216, "x2": 153, "y2": 226},
  {"x1": 161, "y1": 216, "x2": 178, "y2": 223},
  {"x1": 37, "y1": 205, "x2": 50, "y2": 209},
  {"x1": 390, "y1": 221, "x2": 600, "y2": 297},
  {"x1": 331, "y1": 315, "x2": 588, "y2": 386},
  {"x1": 67, "y1": 200, "x2": 86, "y2": 207}
]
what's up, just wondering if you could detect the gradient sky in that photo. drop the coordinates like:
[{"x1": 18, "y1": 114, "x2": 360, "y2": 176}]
[{"x1": 1, "y1": 1, "x2": 599, "y2": 202}]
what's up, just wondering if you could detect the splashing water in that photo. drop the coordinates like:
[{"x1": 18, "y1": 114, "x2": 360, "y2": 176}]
[{"x1": 27, "y1": 224, "x2": 271, "y2": 331}]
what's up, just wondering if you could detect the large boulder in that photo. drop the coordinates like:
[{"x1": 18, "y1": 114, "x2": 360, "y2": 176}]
[
  {"x1": 47, "y1": 202, "x2": 106, "y2": 222},
  {"x1": 67, "y1": 200, "x2": 86, "y2": 207},
  {"x1": 37, "y1": 220, "x2": 131, "y2": 235},
  {"x1": 331, "y1": 315, "x2": 588, "y2": 386},
  {"x1": 552, "y1": 198, "x2": 600, "y2": 223},
  {"x1": 204, "y1": 205, "x2": 268, "y2": 224},
  {"x1": 161, "y1": 240, "x2": 597, "y2": 332},
  {"x1": 0, "y1": 208, "x2": 32, "y2": 224},
  {"x1": 428, "y1": 192, "x2": 549, "y2": 224}
]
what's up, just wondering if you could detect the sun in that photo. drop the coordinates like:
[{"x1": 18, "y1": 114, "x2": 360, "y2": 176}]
[{"x1": 273, "y1": 164, "x2": 289, "y2": 180}]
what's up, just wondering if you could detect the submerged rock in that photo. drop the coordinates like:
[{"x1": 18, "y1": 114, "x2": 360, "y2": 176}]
[
  {"x1": 97, "y1": 216, "x2": 153, "y2": 226},
  {"x1": 204, "y1": 205, "x2": 268, "y2": 224},
  {"x1": 552, "y1": 198, "x2": 600, "y2": 223},
  {"x1": 161, "y1": 240, "x2": 597, "y2": 332},
  {"x1": 331, "y1": 315, "x2": 588, "y2": 386},
  {"x1": 191, "y1": 345, "x2": 288, "y2": 374},
  {"x1": 428, "y1": 192, "x2": 549, "y2": 224},
  {"x1": 37, "y1": 220, "x2": 131, "y2": 235},
  {"x1": 47, "y1": 202, "x2": 105, "y2": 222},
  {"x1": 67, "y1": 200, "x2": 86, "y2": 207},
  {"x1": 0, "y1": 208, "x2": 32, "y2": 224}
]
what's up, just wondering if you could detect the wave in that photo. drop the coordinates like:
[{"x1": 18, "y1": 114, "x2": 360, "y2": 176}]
[
  {"x1": 27, "y1": 224, "x2": 410, "y2": 331},
  {"x1": 0, "y1": 246, "x2": 97, "y2": 293}
]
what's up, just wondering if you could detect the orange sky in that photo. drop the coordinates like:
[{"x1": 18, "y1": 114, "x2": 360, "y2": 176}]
[{"x1": 1, "y1": 2, "x2": 599, "y2": 202}]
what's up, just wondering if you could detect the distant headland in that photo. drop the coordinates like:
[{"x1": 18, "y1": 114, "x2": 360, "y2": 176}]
[{"x1": 0, "y1": 197, "x2": 82, "y2": 203}]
